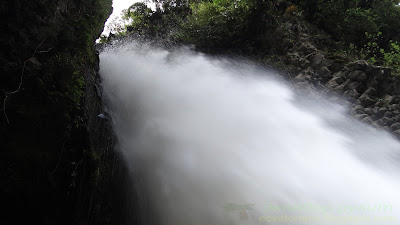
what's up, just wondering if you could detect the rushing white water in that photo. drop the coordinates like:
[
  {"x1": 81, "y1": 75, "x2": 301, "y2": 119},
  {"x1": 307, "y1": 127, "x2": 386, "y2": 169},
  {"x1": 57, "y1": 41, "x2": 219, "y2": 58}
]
[{"x1": 100, "y1": 42, "x2": 400, "y2": 225}]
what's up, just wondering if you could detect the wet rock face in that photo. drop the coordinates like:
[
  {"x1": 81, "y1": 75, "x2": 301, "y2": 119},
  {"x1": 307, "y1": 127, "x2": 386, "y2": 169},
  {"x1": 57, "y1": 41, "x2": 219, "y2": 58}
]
[
  {"x1": 83, "y1": 56, "x2": 132, "y2": 225},
  {"x1": 1, "y1": 1, "x2": 114, "y2": 224},
  {"x1": 322, "y1": 61, "x2": 400, "y2": 135},
  {"x1": 279, "y1": 19, "x2": 400, "y2": 138},
  {"x1": 287, "y1": 37, "x2": 400, "y2": 138}
]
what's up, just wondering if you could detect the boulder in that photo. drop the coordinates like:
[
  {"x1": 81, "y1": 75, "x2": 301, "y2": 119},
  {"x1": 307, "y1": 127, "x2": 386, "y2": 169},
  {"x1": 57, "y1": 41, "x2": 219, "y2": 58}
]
[
  {"x1": 359, "y1": 93, "x2": 375, "y2": 107},
  {"x1": 382, "y1": 94, "x2": 393, "y2": 104},
  {"x1": 372, "y1": 122, "x2": 382, "y2": 128},
  {"x1": 353, "y1": 104, "x2": 364, "y2": 111},
  {"x1": 364, "y1": 87, "x2": 377, "y2": 96},
  {"x1": 374, "y1": 100, "x2": 384, "y2": 107},
  {"x1": 393, "y1": 115, "x2": 400, "y2": 123},
  {"x1": 390, "y1": 104, "x2": 400, "y2": 110},
  {"x1": 334, "y1": 79, "x2": 351, "y2": 92},
  {"x1": 381, "y1": 117, "x2": 394, "y2": 126},
  {"x1": 393, "y1": 130, "x2": 400, "y2": 136},
  {"x1": 345, "y1": 81, "x2": 361, "y2": 91},
  {"x1": 325, "y1": 78, "x2": 340, "y2": 89},
  {"x1": 306, "y1": 53, "x2": 331, "y2": 67},
  {"x1": 294, "y1": 69, "x2": 313, "y2": 82},
  {"x1": 316, "y1": 67, "x2": 331, "y2": 78},
  {"x1": 343, "y1": 90, "x2": 360, "y2": 99},
  {"x1": 332, "y1": 71, "x2": 346, "y2": 79},
  {"x1": 347, "y1": 60, "x2": 369, "y2": 71},
  {"x1": 299, "y1": 58, "x2": 310, "y2": 68},
  {"x1": 286, "y1": 52, "x2": 301, "y2": 65},
  {"x1": 298, "y1": 42, "x2": 318, "y2": 55},
  {"x1": 347, "y1": 70, "x2": 367, "y2": 82},
  {"x1": 327, "y1": 75, "x2": 345, "y2": 85},
  {"x1": 328, "y1": 62, "x2": 344, "y2": 73},
  {"x1": 355, "y1": 114, "x2": 368, "y2": 120},
  {"x1": 377, "y1": 107, "x2": 388, "y2": 117},
  {"x1": 389, "y1": 96, "x2": 400, "y2": 105},
  {"x1": 384, "y1": 111, "x2": 394, "y2": 118},
  {"x1": 355, "y1": 83, "x2": 366, "y2": 93},
  {"x1": 308, "y1": 53, "x2": 324, "y2": 66},
  {"x1": 390, "y1": 122, "x2": 400, "y2": 130},
  {"x1": 364, "y1": 107, "x2": 372, "y2": 114},
  {"x1": 370, "y1": 68, "x2": 386, "y2": 78},
  {"x1": 361, "y1": 117, "x2": 373, "y2": 124}
]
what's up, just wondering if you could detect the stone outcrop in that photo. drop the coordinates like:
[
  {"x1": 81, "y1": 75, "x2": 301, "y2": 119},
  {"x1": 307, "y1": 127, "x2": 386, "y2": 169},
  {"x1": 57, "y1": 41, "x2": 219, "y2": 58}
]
[
  {"x1": 82, "y1": 54, "x2": 132, "y2": 225},
  {"x1": 283, "y1": 30, "x2": 400, "y2": 139},
  {"x1": 0, "y1": 1, "x2": 123, "y2": 225}
]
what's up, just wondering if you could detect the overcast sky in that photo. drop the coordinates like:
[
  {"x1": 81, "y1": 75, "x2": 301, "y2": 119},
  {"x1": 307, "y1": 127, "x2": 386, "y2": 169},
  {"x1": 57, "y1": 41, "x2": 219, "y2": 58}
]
[
  {"x1": 102, "y1": 0, "x2": 145, "y2": 35},
  {"x1": 112, "y1": 0, "x2": 143, "y2": 16}
]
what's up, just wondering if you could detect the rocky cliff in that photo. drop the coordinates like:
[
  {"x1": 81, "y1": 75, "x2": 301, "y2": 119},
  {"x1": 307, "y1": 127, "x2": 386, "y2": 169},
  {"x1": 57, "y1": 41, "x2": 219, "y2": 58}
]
[
  {"x1": 281, "y1": 18, "x2": 400, "y2": 139},
  {"x1": 0, "y1": 0, "x2": 127, "y2": 224}
]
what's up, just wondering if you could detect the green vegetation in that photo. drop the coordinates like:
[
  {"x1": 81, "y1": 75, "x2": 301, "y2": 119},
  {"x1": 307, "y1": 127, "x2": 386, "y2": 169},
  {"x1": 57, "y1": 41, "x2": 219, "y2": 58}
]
[
  {"x1": 299, "y1": 0, "x2": 400, "y2": 73},
  {"x1": 355, "y1": 32, "x2": 400, "y2": 74},
  {"x1": 123, "y1": 1, "x2": 191, "y2": 38},
  {"x1": 110, "y1": 0, "x2": 400, "y2": 72},
  {"x1": 180, "y1": 0, "x2": 252, "y2": 49}
]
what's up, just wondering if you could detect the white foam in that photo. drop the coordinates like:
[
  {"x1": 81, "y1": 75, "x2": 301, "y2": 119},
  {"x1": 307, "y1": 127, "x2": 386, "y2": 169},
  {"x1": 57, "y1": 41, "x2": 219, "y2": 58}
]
[{"x1": 100, "y1": 42, "x2": 400, "y2": 225}]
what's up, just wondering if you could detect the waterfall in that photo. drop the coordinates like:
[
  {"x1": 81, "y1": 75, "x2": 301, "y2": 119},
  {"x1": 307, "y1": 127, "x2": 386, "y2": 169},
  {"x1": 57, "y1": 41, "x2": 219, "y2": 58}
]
[{"x1": 99, "y1": 41, "x2": 400, "y2": 225}]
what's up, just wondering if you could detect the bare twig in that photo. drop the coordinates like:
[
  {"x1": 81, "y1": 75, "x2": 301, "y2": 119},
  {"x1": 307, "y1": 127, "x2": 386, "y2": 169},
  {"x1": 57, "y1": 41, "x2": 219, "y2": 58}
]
[
  {"x1": 38, "y1": 47, "x2": 53, "y2": 53},
  {"x1": 51, "y1": 141, "x2": 66, "y2": 175},
  {"x1": 1, "y1": 39, "x2": 45, "y2": 125}
]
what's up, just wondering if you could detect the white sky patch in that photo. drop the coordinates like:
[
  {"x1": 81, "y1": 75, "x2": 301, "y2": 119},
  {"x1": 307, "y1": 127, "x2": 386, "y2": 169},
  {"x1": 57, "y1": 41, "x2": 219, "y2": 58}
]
[{"x1": 102, "y1": 0, "x2": 155, "y2": 36}]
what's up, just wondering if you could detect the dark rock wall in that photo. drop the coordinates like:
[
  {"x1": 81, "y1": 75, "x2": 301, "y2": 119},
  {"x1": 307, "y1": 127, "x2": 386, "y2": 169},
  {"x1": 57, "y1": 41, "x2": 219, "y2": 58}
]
[
  {"x1": 282, "y1": 19, "x2": 400, "y2": 138},
  {"x1": 326, "y1": 61, "x2": 400, "y2": 135},
  {"x1": 82, "y1": 56, "x2": 133, "y2": 225},
  {"x1": 0, "y1": 0, "x2": 126, "y2": 224}
]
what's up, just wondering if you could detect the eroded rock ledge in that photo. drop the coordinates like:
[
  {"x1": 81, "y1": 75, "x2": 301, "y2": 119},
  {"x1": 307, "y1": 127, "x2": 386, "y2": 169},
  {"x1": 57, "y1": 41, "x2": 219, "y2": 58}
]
[{"x1": 285, "y1": 36, "x2": 400, "y2": 138}]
